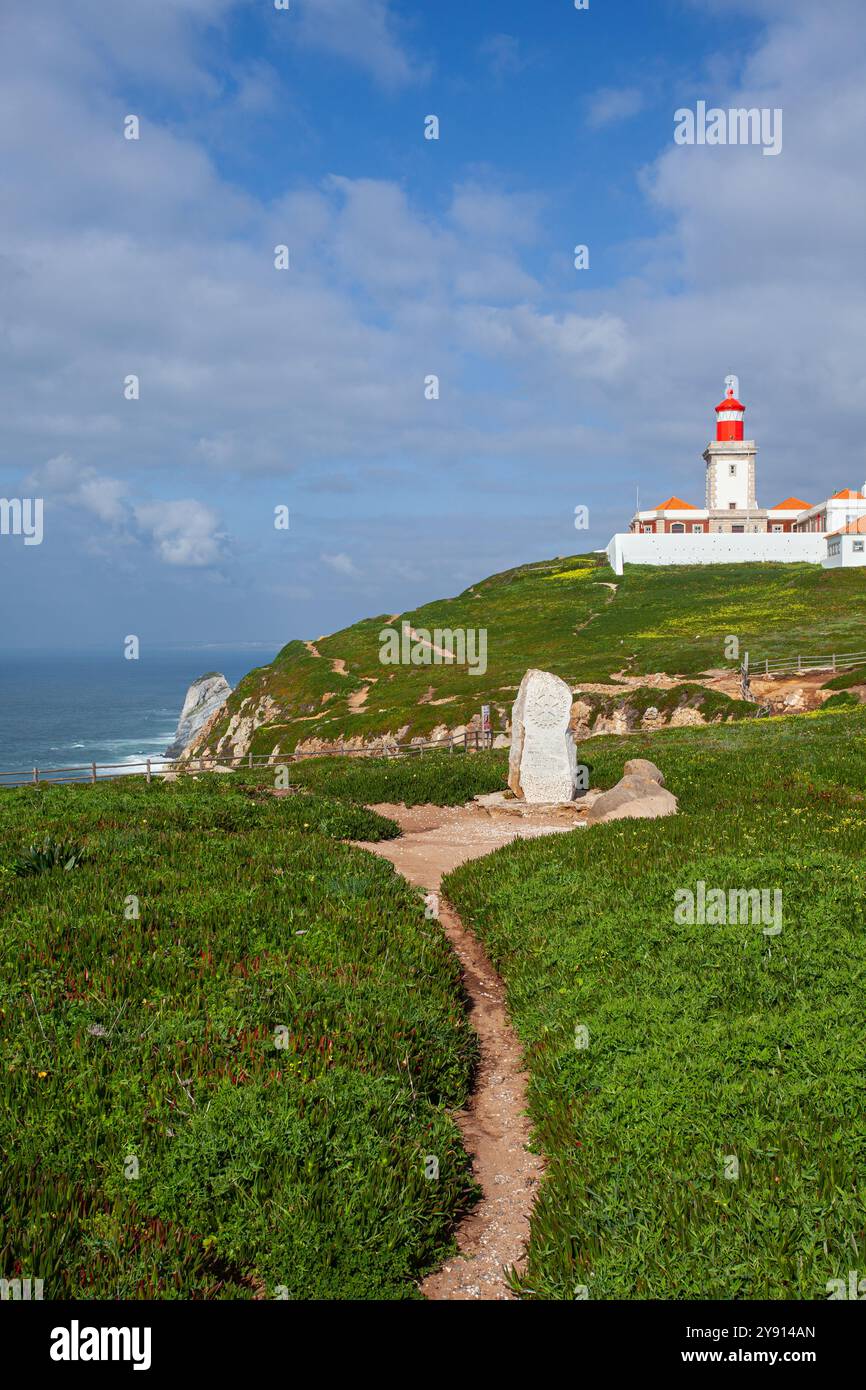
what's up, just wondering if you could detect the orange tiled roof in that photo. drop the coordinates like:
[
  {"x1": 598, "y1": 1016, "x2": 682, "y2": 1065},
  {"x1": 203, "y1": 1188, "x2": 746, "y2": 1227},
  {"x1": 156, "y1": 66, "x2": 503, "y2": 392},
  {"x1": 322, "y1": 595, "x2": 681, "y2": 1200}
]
[
  {"x1": 831, "y1": 489, "x2": 863, "y2": 500},
  {"x1": 770, "y1": 496, "x2": 810, "y2": 511},
  {"x1": 653, "y1": 496, "x2": 698, "y2": 511}
]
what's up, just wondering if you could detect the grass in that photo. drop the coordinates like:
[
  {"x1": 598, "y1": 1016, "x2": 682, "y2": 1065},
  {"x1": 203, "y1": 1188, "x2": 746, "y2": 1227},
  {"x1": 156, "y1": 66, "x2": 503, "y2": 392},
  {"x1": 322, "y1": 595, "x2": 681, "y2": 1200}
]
[
  {"x1": 0, "y1": 775, "x2": 478, "y2": 1299},
  {"x1": 233, "y1": 749, "x2": 509, "y2": 807},
  {"x1": 821, "y1": 665, "x2": 866, "y2": 690},
  {"x1": 444, "y1": 706, "x2": 866, "y2": 1299},
  {"x1": 6, "y1": 696, "x2": 866, "y2": 1300},
  {"x1": 190, "y1": 556, "x2": 866, "y2": 757}
]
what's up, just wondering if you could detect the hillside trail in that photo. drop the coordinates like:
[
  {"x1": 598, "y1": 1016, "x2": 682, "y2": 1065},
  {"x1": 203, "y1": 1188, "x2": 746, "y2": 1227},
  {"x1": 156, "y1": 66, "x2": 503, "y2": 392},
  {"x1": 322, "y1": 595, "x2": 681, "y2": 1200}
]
[{"x1": 355, "y1": 801, "x2": 578, "y2": 1300}]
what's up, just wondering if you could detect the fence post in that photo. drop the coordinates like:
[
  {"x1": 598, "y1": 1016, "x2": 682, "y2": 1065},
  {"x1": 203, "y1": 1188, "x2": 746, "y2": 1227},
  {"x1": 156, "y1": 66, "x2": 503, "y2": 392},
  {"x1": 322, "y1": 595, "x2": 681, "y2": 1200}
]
[
  {"x1": 33, "y1": 766, "x2": 38, "y2": 784},
  {"x1": 797, "y1": 655, "x2": 802, "y2": 672},
  {"x1": 765, "y1": 659, "x2": 769, "y2": 675},
  {"x1": 248, "y1": 752, "x2": 253, "y2": 768},
  {"x1": 91, "y1": 761, "x2": 97, "y2": 785},
  {"x1": 741, "y1": 651, "x2": 750, "y2": 702},
  {"x1": 146, "y1": 759, "x2": 152, "y2": 785},
  {"x1": 833, "y1": 653, "x2": 836, "y2": 671}
]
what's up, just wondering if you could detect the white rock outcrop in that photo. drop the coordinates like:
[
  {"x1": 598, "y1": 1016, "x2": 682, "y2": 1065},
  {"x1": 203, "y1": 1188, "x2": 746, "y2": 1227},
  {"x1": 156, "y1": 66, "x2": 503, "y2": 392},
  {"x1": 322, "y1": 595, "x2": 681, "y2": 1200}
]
[{"x1": 165, "y1": 673, "x2": 233, "y2": 759}]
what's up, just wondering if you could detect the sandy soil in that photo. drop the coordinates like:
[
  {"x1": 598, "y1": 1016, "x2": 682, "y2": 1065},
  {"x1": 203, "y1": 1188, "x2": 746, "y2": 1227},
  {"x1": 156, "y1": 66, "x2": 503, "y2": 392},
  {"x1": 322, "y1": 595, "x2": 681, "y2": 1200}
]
[
  {"x1": 354, "y1": 799, "x2": 580, "y2": 1300},
  {"x1": 704, "y1": 669, "x2": 843, "y2": 709}
]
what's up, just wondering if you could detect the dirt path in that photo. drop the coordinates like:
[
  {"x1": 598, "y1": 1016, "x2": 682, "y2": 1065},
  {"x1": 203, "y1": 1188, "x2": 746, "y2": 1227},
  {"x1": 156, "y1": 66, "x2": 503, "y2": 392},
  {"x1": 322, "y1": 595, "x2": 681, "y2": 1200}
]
[
  {"x1": 304, "y1": 642, "x2": 352, "y2": 680},
  {"x1": 355, "y1": 800, "x2": 579, "y2": 1300},
  {"x1": 406, "y1": 626, "x2": 458, "y2": 663}
]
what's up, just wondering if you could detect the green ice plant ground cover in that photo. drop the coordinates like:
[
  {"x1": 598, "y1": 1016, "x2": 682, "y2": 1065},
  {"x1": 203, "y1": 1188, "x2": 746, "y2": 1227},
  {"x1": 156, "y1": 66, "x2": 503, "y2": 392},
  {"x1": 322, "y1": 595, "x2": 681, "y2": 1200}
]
[
  {"x1": 0, "y1": 775, "x2": 478, "y2": 1299},
  {"x1": 445, "y1": 707, "x2": 866, "y2": 1298}
]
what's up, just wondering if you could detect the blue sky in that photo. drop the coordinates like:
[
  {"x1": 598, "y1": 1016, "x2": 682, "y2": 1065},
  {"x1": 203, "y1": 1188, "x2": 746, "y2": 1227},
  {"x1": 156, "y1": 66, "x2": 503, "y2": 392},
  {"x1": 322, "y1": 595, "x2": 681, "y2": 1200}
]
[{"x1": 1, "y1": 0, "x2": 865, "y2": 651}]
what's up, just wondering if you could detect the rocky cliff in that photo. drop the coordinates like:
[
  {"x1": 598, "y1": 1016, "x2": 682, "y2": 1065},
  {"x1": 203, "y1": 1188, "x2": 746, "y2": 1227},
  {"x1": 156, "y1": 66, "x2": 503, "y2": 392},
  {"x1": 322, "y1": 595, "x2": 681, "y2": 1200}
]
[{"x1": 165, "y1": 672, "x2": 233, "y2": 760}]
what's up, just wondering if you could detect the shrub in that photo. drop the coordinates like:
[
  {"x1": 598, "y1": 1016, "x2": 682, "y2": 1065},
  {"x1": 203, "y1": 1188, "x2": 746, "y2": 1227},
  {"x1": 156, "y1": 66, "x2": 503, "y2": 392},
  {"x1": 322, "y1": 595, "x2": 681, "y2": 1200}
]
[{"x1": 12, "y1": 835, "x2": 86, "y2": 877}]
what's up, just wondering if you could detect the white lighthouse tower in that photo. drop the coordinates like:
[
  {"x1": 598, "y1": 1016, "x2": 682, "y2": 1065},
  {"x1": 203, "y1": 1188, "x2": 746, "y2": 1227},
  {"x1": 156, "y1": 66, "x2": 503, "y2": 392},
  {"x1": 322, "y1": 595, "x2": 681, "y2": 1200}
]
[{"x1": 703, "y1": 375, "x2": 762, "y2": 531}]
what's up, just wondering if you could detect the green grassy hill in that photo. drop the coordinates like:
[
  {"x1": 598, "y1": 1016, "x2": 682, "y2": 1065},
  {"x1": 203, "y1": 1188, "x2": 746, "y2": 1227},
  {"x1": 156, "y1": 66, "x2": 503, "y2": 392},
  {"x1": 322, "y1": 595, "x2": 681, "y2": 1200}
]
[{"x1": 192, "y1": 557, "x2": 866, "y2": 757}]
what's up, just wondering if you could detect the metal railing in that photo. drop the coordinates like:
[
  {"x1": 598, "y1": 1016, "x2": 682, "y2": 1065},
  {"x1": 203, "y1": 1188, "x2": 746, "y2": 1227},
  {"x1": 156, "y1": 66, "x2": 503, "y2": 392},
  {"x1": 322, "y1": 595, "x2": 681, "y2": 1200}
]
[{"x1": 0, "y1": 728, "x2": 505, "y2": 789}]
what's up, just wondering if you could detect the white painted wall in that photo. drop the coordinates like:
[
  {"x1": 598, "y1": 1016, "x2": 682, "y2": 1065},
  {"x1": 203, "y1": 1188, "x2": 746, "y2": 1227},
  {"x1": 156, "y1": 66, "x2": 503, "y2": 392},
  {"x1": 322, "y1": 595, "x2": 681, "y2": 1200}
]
[
  {"x1": 827, "y1": 500, "x2": 866, "y2": 531},
  {"x1": 796, "y1": 498, "x2": 866, "y2": 532},
  {"x1": 605, "y1": 531, "x2": 826, "y2": 576},
  {"x1": 710, "y1": 455, "x2": 750, "y2": 510}
]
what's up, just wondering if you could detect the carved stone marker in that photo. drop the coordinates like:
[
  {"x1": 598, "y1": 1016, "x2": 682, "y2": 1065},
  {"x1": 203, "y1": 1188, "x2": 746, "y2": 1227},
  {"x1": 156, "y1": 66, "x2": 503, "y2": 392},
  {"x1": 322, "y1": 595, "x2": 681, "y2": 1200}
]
[{"x1": 508, "y1": 669, "x2": 578, "y2": 803}]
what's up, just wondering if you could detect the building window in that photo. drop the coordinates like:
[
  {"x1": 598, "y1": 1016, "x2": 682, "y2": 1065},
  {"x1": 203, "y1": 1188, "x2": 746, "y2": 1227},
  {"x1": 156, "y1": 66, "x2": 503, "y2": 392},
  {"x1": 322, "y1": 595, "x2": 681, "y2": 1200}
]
[
  {"x1": 729, "y1": 502, "x2": 737, "y2": 510},
  {"x1": 854, "y1": 541, "x2": 865, "y2": 553},
  {"x1": 641, "y1": 525, "x2": 653, "y2": 534},
  {"x1": 772, "y1": 524, "x2": 783, "y2": 533},
  {"x1": 729, "y1": 464, "x2": 737, "y2": 476},
  {"x1": 670, "y1": 523, "x2": 685, "y2": 533},
  {"x1": 691, "y1": 524, "x2": 702, "y2": 533},
  {"x1": 731, "y1": 525, "x2": 744, "y2": 533}
]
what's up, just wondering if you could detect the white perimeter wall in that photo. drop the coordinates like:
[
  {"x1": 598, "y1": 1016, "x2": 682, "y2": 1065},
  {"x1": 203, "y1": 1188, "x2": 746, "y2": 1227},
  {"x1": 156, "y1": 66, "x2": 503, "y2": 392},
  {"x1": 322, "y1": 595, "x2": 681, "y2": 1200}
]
[{"x1": 605, "y1": 532, "x2": 826, "y2": 576}]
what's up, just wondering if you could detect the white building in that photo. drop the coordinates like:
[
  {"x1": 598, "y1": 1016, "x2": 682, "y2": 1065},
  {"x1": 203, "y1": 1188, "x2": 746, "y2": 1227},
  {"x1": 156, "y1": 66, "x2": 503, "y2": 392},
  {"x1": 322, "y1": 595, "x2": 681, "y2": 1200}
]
[
  {"x1": 824, "y1": 516, "x2": 866, "y2": 567},
  {"x1": 606, "y1": 376, "x2": 866, "y2": 573},
  {"x1": 793, "y1": 490, "x2": 866, "y2": 535}
]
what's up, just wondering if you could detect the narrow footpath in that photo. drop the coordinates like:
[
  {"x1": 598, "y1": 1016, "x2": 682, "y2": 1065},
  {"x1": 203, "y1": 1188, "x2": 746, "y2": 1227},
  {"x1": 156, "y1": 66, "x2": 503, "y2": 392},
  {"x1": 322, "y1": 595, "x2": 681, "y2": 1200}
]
[{"x1": 355, "y1": 801, "x2": 577, "y2": 1300}]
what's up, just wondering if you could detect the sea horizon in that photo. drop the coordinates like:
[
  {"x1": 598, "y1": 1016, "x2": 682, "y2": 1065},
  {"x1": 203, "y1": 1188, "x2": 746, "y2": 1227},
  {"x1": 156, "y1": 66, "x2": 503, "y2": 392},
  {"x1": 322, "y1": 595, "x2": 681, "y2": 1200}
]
[{"x1": 0, "y1": 645, "x2": 279, "y2": 779}]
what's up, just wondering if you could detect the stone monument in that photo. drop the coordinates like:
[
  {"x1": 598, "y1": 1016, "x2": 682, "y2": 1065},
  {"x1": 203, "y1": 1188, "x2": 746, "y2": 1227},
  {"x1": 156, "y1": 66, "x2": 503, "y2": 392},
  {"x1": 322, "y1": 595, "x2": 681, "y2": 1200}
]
[{"x1": 508, "y1": 669, "x2": 578, "y2": 803}]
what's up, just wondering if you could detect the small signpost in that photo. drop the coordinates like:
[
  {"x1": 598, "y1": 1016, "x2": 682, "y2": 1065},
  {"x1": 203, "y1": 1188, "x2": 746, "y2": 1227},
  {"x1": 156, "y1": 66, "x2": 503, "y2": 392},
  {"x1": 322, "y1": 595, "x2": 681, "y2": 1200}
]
[{"x1": 481, "y1": 703, "x2": 491, "y2": 748}]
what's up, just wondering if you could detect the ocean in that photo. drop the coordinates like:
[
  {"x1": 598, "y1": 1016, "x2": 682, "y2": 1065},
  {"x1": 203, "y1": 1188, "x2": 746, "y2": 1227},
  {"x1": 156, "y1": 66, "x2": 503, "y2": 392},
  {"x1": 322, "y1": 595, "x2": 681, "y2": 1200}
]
[{"x1": 0, "y1": 647, "x2": 276, "y2": 784}]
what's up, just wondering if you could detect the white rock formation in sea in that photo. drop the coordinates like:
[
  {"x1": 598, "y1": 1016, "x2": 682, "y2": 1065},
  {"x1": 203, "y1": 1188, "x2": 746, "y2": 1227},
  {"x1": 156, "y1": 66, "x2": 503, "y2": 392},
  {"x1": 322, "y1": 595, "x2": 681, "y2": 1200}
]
[{"x1": 165, "y1": 673, "x2": 233, "y2": 759}]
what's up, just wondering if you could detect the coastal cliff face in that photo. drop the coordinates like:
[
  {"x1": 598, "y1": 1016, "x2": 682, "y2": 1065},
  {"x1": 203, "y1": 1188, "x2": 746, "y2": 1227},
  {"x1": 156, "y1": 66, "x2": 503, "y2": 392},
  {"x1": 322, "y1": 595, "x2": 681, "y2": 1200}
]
[
  {"x1": 181, "y1": 692, "x2": 281, "y2": 764},
  {"x1": 165, "y1": 673, "x2": 233, "y2": 759}
]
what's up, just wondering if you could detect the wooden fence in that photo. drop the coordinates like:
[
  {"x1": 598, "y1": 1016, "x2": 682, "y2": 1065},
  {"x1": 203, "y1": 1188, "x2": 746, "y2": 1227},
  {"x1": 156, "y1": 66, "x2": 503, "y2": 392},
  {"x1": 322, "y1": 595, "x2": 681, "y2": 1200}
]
[
  {"x1": 743, "y1": 649, "x2": 866, "y2": 679},
  {"x1": 0, "y1": 728, "x2": 503, "y2": 789}
]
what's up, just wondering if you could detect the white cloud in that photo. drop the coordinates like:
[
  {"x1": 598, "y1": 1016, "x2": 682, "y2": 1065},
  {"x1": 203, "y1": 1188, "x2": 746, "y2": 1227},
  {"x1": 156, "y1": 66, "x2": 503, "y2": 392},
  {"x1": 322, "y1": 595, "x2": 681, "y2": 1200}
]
[
  {"x1": 293, "y1": 0, "x2": 425, "y2": 89},
  {"x1": 320, "y1": 552, "x2": 360, "y2": 578},
  {"x1": 135, "y1": 500, "x2": 225, "y2": 568},
  {"x1": 24, "y1": 454, "x2": 127, "y2": 525},
  {"x1": 22, "y1": 454, "x2": 224, "y2": 568},
  {"x1": 587, "y1": 87, "x2": 646, "y2": 129},
  {"x1": 479, "y1": 34, "x2": 527, "y2": 82}
]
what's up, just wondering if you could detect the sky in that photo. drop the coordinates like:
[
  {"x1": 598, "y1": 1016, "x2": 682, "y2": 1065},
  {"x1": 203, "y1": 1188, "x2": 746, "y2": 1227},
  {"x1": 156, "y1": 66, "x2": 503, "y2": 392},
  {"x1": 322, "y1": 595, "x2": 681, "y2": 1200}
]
[{"x1": 1, "y1": 0, "x2": 865, "y2": 650}]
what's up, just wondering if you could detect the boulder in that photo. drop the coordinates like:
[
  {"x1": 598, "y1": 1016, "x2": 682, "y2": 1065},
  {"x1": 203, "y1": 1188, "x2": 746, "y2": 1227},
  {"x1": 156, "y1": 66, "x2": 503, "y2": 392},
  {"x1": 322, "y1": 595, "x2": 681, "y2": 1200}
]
[
  {"x1": 623, "y1": 757, "x2": 666, "y2": 786},
  {"x1": 585, "y1": 771, "x2": 677, "y2": 825}
]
